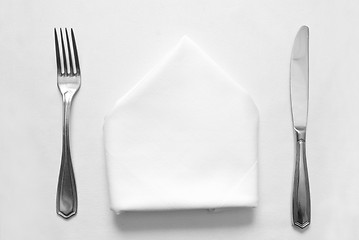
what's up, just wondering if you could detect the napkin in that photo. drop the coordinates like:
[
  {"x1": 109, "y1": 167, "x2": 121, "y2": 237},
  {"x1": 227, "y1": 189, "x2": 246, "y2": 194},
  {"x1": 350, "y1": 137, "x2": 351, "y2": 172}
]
[{"x1": 104, "y1": 36, "x2": 259, "y2": 213}]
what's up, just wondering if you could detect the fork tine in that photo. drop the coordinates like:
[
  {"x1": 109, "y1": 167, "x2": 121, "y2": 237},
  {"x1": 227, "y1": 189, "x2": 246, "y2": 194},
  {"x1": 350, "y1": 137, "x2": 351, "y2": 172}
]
[
  {"x1": 54, "y1": 29, "x2": 61, "y2": 75},
  {"x1": 71, "y1": 29, "x2": 80, "y2": 75},
  {"x1": 65, "y1": 29, "x2": 74, "y2": 75},
  {"x1": 60, "y1": 29, "x2": 68, "y2": 75}
]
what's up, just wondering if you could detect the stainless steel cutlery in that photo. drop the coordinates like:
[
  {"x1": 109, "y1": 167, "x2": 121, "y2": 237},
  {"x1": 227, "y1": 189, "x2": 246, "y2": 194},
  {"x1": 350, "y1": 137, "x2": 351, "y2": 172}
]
[
  {"x1": 290, "y1": 26, "x2": 311, "y2": 229},
  {"x1": 54, "y1": 28, "x2": 81, "y2": 219},
  {"x1": 50, "y1": 26, "x2": 312, "y2": 225}
]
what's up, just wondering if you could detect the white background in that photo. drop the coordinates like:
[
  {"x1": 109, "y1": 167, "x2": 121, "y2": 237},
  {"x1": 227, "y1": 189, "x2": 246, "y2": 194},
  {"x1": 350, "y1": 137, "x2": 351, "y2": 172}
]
[{"x1": 1, "y1": 0, "x2": 359, "y2": 239}]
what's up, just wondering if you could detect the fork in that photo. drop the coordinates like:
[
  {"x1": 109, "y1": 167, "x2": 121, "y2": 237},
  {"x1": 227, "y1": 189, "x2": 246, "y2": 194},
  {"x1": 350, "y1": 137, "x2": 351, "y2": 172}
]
[{"x1": 54, "y1": 28, "x2": 81, "y2": 219}]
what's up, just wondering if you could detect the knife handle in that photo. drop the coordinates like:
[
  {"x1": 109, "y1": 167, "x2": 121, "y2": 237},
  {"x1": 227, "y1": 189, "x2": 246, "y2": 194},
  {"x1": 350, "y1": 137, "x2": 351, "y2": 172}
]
[{"x1": 292, "y1": 130, "x2": 311, "y2": 229}]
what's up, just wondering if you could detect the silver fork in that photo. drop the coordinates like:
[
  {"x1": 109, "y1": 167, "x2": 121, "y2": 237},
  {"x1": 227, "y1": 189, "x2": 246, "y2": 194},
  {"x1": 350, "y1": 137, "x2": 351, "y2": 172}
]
[{"x1": 54, "y1": 28, "x2": 81, "y2": 219}]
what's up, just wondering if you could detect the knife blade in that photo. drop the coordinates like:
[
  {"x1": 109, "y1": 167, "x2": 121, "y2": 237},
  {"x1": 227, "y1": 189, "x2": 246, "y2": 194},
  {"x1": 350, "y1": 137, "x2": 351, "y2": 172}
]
[{"x1": 290, "y1": 25, "x2": 311, "y2": 229}]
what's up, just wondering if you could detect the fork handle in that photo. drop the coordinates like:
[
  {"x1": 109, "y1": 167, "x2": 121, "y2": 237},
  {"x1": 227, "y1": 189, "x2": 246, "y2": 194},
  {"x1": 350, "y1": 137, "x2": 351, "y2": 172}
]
[
  {"x1": 292, "y1": 130, "x2": 310, "y2": 229},
  {"x1": 56, "y1": 93, "x2": 77, "y2": 219}
]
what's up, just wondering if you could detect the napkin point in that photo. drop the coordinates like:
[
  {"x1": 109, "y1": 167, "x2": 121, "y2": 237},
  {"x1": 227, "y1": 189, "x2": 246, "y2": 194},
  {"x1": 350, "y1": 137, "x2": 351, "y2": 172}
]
[
  {"x1": 179, "y1": 35, "x2": 191, "y2": 43},
  {"x1": 177, "y1": 35, "x2": 198, "y2": 49}
]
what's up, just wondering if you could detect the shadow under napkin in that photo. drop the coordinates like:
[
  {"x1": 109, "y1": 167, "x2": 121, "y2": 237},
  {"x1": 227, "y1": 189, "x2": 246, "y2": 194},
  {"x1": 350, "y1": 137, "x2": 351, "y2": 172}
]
[{"x1": 113, "y1": 208, "x2": 255, "y2": 231}]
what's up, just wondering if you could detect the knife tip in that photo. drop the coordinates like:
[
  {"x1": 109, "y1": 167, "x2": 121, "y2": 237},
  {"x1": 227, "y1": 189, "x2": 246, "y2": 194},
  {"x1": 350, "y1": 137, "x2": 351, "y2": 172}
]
[{"x1": 300, "y1": 25, "x2": 309, "y2": 33}]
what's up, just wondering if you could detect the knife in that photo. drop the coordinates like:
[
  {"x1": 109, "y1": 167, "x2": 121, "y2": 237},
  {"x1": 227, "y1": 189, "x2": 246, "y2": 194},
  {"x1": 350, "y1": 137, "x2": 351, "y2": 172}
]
[{"x1": 290, "y1": 26, "x2": 311, "y2": 229}]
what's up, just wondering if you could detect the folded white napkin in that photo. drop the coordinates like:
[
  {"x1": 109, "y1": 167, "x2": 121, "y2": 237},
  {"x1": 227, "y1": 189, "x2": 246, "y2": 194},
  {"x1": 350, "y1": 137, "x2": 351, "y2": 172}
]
[{"x1": 104, "y1": 36, "x2": 259, "y2": 213}]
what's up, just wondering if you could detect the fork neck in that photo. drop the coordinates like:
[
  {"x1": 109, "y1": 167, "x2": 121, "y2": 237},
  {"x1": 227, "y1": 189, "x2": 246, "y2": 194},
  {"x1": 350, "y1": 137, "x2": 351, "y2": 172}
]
[
  {"x1": 62, "y1": 91, "x2": 74, "y2": 103},
  {"x1": 62, "y1": 92, "x2": 74, "y2": 137},
  {"x1": 294, "y1": 128, "x2": 306, "y2": 142}
]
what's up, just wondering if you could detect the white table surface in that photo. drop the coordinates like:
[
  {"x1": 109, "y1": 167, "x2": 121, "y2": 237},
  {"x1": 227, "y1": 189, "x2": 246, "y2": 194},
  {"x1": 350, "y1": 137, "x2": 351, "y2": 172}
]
[{"x1": 1, "y1": 0, "x2": 359, "y2": 239}]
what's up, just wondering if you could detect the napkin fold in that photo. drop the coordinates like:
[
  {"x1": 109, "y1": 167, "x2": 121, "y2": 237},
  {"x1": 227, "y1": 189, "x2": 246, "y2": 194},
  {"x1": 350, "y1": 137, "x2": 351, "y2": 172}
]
[{"x1": 104, "y1": 36, "x2": 259, "y2": 213}]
